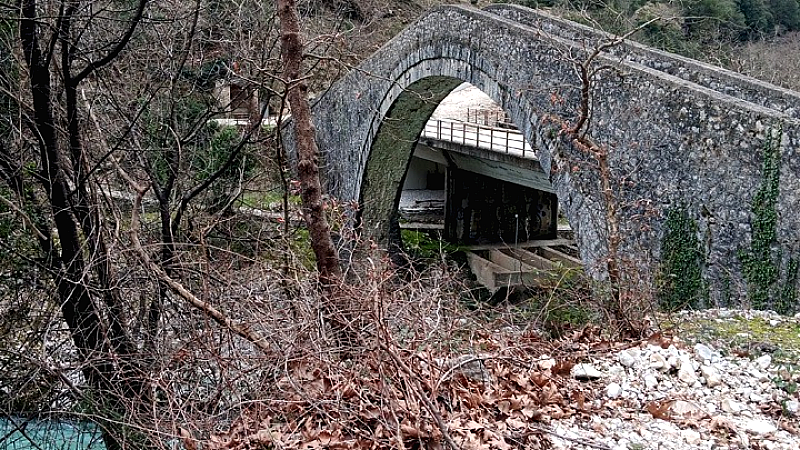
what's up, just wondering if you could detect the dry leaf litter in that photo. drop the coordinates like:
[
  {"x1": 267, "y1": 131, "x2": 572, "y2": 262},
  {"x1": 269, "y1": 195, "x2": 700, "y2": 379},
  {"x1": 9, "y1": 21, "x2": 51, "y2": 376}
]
[{"x1": 199, "y1": 307, "x2": 800, "y2": 450}]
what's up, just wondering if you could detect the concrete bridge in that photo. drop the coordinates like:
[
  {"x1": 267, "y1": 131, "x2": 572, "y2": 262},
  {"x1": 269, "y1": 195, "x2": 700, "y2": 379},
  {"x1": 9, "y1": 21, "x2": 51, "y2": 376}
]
[{"x1": 288, "y1": 4, "x2": 800, "y2": 307}]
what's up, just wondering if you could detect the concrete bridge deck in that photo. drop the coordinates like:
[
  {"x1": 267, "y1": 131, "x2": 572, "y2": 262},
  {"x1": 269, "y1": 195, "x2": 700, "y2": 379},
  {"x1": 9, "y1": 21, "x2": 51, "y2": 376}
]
[{"x1": 421, "y1": 118, "x2": 534, "y2": 158}]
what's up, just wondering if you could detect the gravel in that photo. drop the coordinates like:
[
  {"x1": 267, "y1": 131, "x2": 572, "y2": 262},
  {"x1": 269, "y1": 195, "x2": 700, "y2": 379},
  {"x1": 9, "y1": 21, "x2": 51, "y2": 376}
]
[{"x1": 549, "y1": 309, "x2": 800, "y2": 450}]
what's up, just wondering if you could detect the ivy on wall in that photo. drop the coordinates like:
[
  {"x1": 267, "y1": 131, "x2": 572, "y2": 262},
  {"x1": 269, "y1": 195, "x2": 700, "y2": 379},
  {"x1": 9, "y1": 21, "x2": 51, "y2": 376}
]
[
  {"x1": 738, "y1": 130, "x2": 799, "y2": 314},
  {"x1": 657, "y1": 205, "x2": 706, "y2": 311}
]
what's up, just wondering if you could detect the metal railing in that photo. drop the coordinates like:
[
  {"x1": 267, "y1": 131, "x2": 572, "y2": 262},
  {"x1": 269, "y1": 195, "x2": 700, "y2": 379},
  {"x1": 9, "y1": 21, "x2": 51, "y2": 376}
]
[
  {"x1": 421, "y1": 119, "x2": 535, "y2": 159},
  {"x1": 465, "y1": 107, "x2": 517, "y2": 129}
]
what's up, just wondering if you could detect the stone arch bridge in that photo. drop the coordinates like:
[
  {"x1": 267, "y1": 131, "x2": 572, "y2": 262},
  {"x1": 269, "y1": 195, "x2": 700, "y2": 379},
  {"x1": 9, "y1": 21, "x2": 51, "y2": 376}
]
[{"x1": 287, "y1": 4, "x2": 800, "y2": 305}]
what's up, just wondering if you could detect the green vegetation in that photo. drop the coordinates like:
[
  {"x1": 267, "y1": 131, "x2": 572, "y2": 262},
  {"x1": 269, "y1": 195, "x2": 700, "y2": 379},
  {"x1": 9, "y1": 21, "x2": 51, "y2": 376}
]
[
  {"x1": 0, "y1": 185, "x2": 43, "y2": 272},
  {"x1": 196, "y1": 122, "x2": 257, "y2": 211},
  {"x1": 666, "y1": 314, "x2": 800, "y2": 370},
  {"x1": 517, "y1": 269, "x2": 596, "y2": 338},
  {"x1": 142, "y1": 94, "x2": 257, "y2": 214},
  {"x1": 506, "y1": 0, "x2": 800, "y2": 59},
  {"x1": 657, "y1": 205, "x2": 706, "y2": 311},
  {"x1": 401, "y1": 229, "x2": 464, "y2": 262},
  {"x1": 738, "y1": 131, "x2": 799, "y2": 314}
]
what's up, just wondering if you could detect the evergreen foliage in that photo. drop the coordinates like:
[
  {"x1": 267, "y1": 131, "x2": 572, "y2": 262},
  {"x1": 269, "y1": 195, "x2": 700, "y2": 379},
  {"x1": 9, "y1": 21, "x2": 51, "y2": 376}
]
[
  {"x1": 658, "y1": 205, "x2": 706, "y2": 311},
  {"x1": 737, "y1": 0, "x2": 775, "y2": 37},
  {"x1": 142, "y1": 93, "x2": 255, "y2": 213},
  {"x1": 738, "y1": 131, "x2": 799, "y2": 314},
  {"x1": 507, "y1": 0, "x2": 800, "y2": 50},
  {"x1": 769, "y1": 0, "x2": 800, "y2": 30},
  {"x1": 684, "y1": 0, "x2": 747, "y2": 41}
]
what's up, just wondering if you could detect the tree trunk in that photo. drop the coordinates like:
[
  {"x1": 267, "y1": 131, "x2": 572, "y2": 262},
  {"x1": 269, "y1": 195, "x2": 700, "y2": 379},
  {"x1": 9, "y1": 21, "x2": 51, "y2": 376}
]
[
  {"x1": 277, "y1": 0, "x2": 341, "y2": 286},
  {"x1": 20, "y1": 1, "x2": 148, "y2": 446}
]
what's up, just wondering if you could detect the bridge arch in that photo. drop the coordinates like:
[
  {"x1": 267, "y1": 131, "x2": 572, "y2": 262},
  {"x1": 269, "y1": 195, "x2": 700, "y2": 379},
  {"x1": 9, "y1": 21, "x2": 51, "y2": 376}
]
[
  {"x1": 357, "y1": 71, "x2": 582, "y2": 259},
  {"x1": 294, "y1": 4, "x2": 800, "y2": 303},
  {"x1": 310, "y1": 8, "x2": 604, "y2": 265}
]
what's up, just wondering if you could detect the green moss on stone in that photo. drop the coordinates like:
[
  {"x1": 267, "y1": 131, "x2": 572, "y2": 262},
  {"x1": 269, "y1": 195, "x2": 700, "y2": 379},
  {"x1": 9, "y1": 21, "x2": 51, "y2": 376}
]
[{"x1": 359, "y1": 76, "x2": 462, "y2": 245}]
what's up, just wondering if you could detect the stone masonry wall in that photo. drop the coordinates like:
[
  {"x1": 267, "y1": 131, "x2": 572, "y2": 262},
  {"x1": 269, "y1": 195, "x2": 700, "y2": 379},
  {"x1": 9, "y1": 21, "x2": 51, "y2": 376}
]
[
  {"x1": 486, "y1": 4, "x2": 800, "y2": 120},
  {"x1": 286, "y1": 4, "x2": 800, "y2": 307}
]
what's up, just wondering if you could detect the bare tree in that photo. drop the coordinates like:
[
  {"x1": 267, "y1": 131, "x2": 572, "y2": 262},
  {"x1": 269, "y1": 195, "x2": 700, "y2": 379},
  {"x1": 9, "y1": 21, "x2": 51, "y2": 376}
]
[{"x1": 278, "y1": 0, "x2": 342, "y2": 288}]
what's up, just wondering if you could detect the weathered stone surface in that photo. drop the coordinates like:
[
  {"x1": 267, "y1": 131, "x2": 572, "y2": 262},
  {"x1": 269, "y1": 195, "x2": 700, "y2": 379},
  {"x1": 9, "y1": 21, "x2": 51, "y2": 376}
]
[
  {"x1": 605, "y1": 382, "x2": 622, "y2": 399},
  {"x1": 756, "y1": 355, "x2": 772, "y2": 370},
  {"x1": 694, "y1": 343, "x2": 714, "y2": 362},
  {"x1": 617, "y1": 349, "x2": 637, "y2": 368},
  {"x1": 786, "y1": 400, "x2": 799, "y2": 416},
  {"x1": 678, "y1": 356, "x2": 699, "y2": 385},
  {"x1": 572, "y1": 363, "x2": 603, "y2": 380},
  {"x1": 742, "y1": 419, "x2": 778, "y2": 435},
  {"x1": 700, "y1": 365, "x2": 722, "y2": 388},
  {"x1": 285, "y1": 3, "x2": 800, "y2": 301}
]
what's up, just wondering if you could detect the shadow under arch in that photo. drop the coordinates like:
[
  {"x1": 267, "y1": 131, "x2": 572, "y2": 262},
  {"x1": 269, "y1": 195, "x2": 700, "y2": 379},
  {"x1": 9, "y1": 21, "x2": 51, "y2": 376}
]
[{"x1": 356, "y1": 76, "x2": 463, "y2": 257}]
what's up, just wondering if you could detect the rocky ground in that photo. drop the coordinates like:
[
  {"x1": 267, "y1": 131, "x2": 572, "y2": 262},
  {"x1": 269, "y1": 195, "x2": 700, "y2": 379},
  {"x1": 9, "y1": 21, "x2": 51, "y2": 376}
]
[
  {"x1": 205, "y1": 291, "x2": 800, "y2": 450},
  {"x1": 544, "y1": 309, "x2": 800, "y2": 450}
]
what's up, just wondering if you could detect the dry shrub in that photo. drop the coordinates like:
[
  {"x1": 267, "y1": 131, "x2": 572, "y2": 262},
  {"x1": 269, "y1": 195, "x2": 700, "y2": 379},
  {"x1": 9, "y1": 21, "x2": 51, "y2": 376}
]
[
  {"x1": 170, "y1": 249, "x2": 639, "y2": 450},
  {"x1": 1, "y1": 206, "x2": 653, "y2": 450},
  {"x1": 732, "y1": 32, "x2": 800, "y2": 91},
  {"x1": 145, "y1": 249, "x2": 565, "y2": 450}
]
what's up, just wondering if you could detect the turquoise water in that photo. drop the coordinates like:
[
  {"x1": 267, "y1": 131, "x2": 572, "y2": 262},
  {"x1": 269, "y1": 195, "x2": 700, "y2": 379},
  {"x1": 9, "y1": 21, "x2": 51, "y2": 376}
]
[{"x1": 0, "y1": 418, "x2": 106, "y2": 450}]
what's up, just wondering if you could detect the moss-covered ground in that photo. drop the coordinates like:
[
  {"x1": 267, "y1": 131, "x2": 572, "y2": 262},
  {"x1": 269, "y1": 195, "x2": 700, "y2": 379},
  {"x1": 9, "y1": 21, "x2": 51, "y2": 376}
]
[{"x1": 662, "y1": 312, "x2": 800, "y2": 373}]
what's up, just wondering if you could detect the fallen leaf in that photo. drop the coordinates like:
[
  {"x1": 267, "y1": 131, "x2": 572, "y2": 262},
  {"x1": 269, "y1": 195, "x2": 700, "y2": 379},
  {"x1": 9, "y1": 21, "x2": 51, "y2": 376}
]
[
  {"x1": 709, "y1": 415, "x2": 737, "y2": 434},
  {"x1": 400, "y1": 424, "x2": 429, "y2": 439},
  {"x1": 570, "y1": 390, "x2": 585, "y2": 410},
  {"x1": 513, "y1": 414, "x2": 534, "y2": 428},
  {"x1": 646, "y1": 400, "x2": 673, "y2": 420},
  {"x1": 552, "y1": 361, "x2": 574, "y2": 377}
]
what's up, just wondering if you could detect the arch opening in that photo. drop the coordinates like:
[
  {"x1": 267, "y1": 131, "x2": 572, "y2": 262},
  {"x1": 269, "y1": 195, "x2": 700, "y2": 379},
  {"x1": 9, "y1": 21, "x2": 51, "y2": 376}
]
[
  {"x1": 356, "y1": 76, "x2": 463, "y2": 255},
  {"x1": 359, "y1": 78, "x2": 575, "y2": 269}
]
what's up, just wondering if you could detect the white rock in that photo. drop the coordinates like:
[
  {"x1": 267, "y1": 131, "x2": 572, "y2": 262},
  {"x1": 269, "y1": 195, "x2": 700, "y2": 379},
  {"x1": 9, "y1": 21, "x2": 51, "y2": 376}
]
[
  {"x1": 755, "y1": 354, "x2": 772, "y2": 370},
  {"x1": 618, "y1": 349, "x2": 637, "y2": 368},
  {"x1": 700, "y1": 365, "x2": 722, "y2": 387},
  {"x1": 749, "y1": 369, "x2": 770, "y2": 382},
  {"x1": 644, "y1": 372, "x2": 659, "y2": 390},
  {"x1": 666, "y1": 345, "x2": 680, "y2": 358},
  {"x1": 571, "y1": 363, "x2": 603, "y2": 380},
  {"x1": 681, "y1": 428, "x2": 702, "y2": 445},
  {"x1": 769, "y1": 319, "x2": 779, "y2": 326},
  {"x1": 694, "y1": 343, "x2": 714, "y2": 361},
  {"x1": 742, "y1": 419, "x2": 777, "y2": 435},
  {"x1": 667, "y1": 355, "x2": 679, "y2": 369},
  {"x1": 649, "y1": 352, "x2": 668, "y2": 371},
  {"x1": 658, "y1": 379, "x2": 673, "y2": 391},
  {"x1": 538, "y1": 357, "x2": 556, "y2": 370},
  {"x1": 678, "y1": 357, "x2": 699, "y2": 385},
  {"x1": 607, "y1": 365, "x2": 626, "y2": 378},
  {"x1": 785, "y1": 399, "x2": 799, "y2": 416},
  {"x1": 721, "y1": 398, "x2": 744, "y2": 413},
  {"x1": 606, "y1": 382, "x2": 622, "y2": 399},
  {"x1": 738, "y1": 431, "x2": 751, "y2": 447},
  {"x1": 670, "y1": 400, "x2": 705, "y2": 418}
]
